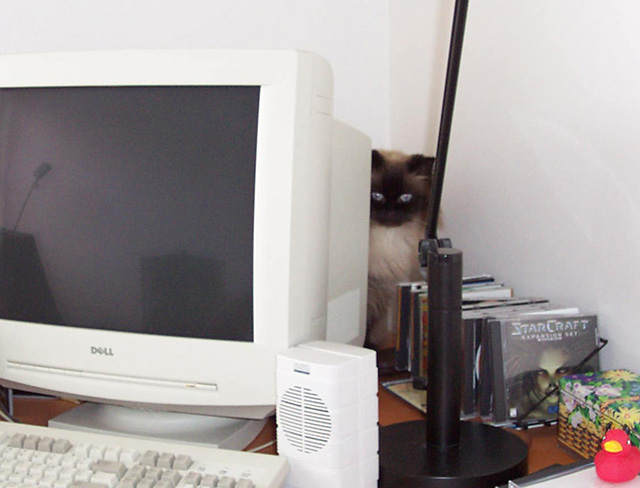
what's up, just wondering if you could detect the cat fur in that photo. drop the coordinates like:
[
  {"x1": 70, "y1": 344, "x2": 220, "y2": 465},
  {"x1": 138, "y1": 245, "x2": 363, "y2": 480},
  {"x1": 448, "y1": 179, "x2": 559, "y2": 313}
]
[{"x1": 366, "y1": 149, "x2": 435, "y2": 350}]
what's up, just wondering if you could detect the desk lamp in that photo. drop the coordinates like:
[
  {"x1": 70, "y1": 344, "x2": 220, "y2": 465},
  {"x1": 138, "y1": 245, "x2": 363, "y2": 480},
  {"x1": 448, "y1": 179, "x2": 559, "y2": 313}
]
[{"x1": 378, "y1": 1, "x2": 529, "y2": 486}]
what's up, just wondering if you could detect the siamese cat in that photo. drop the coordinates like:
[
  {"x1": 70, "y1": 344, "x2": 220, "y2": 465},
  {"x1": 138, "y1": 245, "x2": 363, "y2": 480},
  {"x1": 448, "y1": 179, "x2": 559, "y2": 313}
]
[{"x1": 366, "y1": 150, "x2": 435, "y2": 352}]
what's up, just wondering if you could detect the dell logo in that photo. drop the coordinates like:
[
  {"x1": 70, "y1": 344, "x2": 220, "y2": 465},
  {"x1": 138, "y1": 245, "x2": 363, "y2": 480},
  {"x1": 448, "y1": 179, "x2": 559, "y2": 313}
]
[{"x1": 91, "y1": 347, "x2": 114, "y2": 356}]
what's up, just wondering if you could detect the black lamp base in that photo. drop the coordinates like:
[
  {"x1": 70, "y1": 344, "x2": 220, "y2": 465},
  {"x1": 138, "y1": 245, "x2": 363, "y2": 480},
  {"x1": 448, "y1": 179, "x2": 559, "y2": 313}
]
[{"x1": 379, "y1": 420, "x2": 528, "y2": 488}]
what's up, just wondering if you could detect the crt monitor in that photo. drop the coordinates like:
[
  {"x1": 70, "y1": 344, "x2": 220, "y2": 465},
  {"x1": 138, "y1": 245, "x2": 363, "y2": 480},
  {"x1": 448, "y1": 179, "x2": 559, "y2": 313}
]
[{"x1": 0, "y1": 50, "x2": 371, "y2": 449}]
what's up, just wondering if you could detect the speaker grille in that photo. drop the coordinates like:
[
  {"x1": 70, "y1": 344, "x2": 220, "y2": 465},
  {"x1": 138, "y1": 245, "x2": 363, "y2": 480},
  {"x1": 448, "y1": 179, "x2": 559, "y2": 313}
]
[{"x1": 278, "y1": 385, "x2": 332, "y2": 453}]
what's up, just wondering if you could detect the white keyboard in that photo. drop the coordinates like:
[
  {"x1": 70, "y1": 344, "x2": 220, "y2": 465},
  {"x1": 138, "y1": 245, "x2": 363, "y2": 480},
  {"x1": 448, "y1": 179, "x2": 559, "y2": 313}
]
[{"x1": 0, "y1": 422, "x2": 288, "y2": 488}]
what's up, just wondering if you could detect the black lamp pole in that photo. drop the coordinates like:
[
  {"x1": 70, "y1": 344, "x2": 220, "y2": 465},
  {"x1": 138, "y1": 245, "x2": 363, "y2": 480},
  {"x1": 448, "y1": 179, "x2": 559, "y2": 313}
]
[
  {"x1": 379, "y1": 1, "x2": 529, "y2": 486},
  {"x1": 423, "y1": 0, "x2": 469, "y2": 454},
  {"x1": 425, "y1": 0, "x2": 469, "y2": 242}
]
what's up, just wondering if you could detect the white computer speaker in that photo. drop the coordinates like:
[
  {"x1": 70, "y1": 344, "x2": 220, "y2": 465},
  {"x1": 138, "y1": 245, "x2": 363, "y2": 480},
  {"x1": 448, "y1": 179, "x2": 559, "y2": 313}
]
[{"x1": 276, "y1": 341, "x2": 378, "y2": 488}]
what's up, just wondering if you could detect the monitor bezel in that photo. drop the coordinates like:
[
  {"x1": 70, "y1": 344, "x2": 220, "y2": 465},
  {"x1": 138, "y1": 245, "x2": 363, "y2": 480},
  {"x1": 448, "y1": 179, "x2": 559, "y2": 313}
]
[{"x1": 0, "y1": 49, "x2": 334, "y2": 415}]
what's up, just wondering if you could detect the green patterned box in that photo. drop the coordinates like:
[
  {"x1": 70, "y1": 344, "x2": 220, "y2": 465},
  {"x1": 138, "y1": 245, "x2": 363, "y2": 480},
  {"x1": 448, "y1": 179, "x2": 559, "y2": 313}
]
[{"x1": 558, "y1": 370, "x2": 640, "y2": 459}]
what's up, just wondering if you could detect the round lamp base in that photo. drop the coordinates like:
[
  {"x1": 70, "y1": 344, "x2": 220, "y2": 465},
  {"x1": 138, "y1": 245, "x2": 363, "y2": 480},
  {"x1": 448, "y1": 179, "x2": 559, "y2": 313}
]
[{"x1": 379, "y1": 420, "x2": 528, "y2": 488}]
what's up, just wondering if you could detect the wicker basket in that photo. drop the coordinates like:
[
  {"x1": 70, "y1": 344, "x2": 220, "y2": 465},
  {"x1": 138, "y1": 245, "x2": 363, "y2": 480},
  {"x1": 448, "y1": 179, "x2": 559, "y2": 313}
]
[{"x1": 558, "y1": 370, "x2": 640, "y2": 459}]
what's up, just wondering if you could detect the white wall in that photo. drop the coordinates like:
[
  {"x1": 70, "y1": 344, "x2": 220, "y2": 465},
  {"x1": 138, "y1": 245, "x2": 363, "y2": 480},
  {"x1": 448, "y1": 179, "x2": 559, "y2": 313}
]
[
  {"x1": 389, "y1": 0, "x2": 453, "y2": 155},
  {"x1": 438, "y1": 0, "x2": 640, "y2": 372},
  {"x1": 0, "y1": 0, "x2": 391, "y2": 148}
]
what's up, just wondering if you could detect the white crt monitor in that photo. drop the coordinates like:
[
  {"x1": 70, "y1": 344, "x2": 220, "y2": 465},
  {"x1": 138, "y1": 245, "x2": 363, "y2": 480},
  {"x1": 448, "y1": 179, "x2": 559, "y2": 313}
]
[{"x1": 0, "y1": 50, "x2": 371, "y2": 448}]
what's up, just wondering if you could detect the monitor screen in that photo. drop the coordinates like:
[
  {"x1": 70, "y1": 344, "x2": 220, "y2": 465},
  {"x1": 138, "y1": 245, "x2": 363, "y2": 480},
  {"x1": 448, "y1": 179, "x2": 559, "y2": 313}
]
[{"x1": 0, "y1": 85, "x2": 260, "y2": 342}]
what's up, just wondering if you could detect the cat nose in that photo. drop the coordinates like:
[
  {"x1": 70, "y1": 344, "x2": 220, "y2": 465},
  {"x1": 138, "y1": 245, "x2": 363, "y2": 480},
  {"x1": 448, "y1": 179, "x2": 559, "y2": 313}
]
[{"x1": 375, "y1": 210, "x2": 409, "y2": 226}]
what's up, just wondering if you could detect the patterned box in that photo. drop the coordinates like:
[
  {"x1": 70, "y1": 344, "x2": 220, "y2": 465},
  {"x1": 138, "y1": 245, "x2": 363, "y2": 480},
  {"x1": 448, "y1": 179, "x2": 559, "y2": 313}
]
[{"x1": 558, "y1": 370, "x2": 640, "y2": 459}]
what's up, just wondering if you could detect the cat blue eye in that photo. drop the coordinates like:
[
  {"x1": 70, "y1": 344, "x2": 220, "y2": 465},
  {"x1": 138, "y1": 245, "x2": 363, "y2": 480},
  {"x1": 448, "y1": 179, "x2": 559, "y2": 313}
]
[
  {"x1": 398, "y1": 193, "x2": 413, "y2": 203},
  {"x1": 371, "y1": 192, "x2": 385, "y2": 202}
]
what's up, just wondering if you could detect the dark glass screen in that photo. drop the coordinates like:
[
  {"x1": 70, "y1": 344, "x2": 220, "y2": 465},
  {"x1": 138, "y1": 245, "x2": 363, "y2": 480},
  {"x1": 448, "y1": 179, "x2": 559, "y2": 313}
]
[{"x1": 0, "y1": 86, "x2": 260, "y2": 341}]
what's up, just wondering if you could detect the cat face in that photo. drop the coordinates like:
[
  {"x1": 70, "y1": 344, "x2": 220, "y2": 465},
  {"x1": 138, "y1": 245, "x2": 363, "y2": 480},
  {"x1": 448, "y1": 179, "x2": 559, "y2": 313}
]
[{"x1": 370, "y1": 150, "x2": 434, "y2": 227}]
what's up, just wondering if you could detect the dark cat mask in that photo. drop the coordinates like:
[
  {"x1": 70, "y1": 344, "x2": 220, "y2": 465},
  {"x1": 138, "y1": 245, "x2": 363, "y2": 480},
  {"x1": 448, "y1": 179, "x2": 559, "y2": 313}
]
[{"x1": 370, "y1": 150, "x2": 435, "y2": 226}]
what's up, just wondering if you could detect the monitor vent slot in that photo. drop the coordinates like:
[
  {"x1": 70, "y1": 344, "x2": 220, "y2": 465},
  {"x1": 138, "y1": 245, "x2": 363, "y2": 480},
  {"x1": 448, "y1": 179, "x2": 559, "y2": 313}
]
[{"x1": 278, "y1": 385, "x2": 331, "y2": 453}]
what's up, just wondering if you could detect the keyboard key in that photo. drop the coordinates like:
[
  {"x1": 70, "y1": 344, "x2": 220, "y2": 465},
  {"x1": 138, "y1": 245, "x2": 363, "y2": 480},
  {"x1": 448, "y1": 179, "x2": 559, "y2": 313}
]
[
  {"x1": 139, "y1": 452, "x2": 159, "y2": 467},
  {"x1": 88, "y1": 446, "x2": 106, "y2": 460},
  {"x1": 29, "y1": 465, "x2": 47, "y2": 477},
  {"x1": 75, "y1": 470, "x2": 94, "y2": 483},
  {"x1": 217, "y1": 477, "x2": 236, "y2": 488},
  {"x1": 38, "y1": 438, "x2": 56, "y2": 452},
  {"x1": 103, "y1": 448, "x2": 121, "y2": 463},
  {"x1": 181, "y1": 472, "x2": 201, "y2": 487},
  {"x1": 70, "y1": 482, "x2": 111, "y2": 488},
  {"x1": 199, "y1": 475, "x2": 218, "y2": 488},
  {"x1": 127, "y1": 466, "x2": 146, "y2": 479},
  {"x1": 59, "y1": 468, "x2": 78, "y2": 481},
  {"x1": 2, "y1": 448, "x2": 19, "y2": 460},
  {"x1": 90, "y1": 471, "x2": 119, "y2": 488},
  {"x1": 72, "y1": 446, "x2": 90, "y2": 459},
  {"x1": 235, "y1": 480, "x2": 254, "y2": 488},
  {"x1": 52, "y1": 440, "x2": 72, "y2": 455},
  {"x1": 15, "y1": 462, "x2": 32, "y2": 475},
  {"x1": 8, "y1": 473, "x2": 25, "y2": 483},
  {"x1": 77, "y1": 459, "x2": 95, "y2": 471},
  {"x1": 25, "y1": 436, "x2": 41, "y2": 450},
  {"x1": 46, "y1": 454, "x2": 64, "y2": 467},
  {"x1": 161, "y1": 471, "x2": 181, "y2": 486},
  {"x1": 32, "y1": 452, "x2": 50, "y2": 464},
  {"x1": 24, "y1": 474, "x2": 44, "y2": 485},
  {"x1": 156, "y1": 454, "x2": 174, "y2": 469},
  {"x1": 17, "y1": 450, "x2": 34, "y2": 461},
  {"x1": 154, "y1": 480, "x2": 174, "y2": 488},
  {"x1": 0, "y1": 461, "x2": 17, "y2": 471},
  {"x1": 39, "y1": 478, "x2": 57, "y2": 488},
  {"x1": 144, "y1": 467, "x2": 163, "y2": 480},
  {"x1": 118, "y1": 478, "x2": 140, "y2": 488},
  {"x1": 137, "y1": 479, "x2": 157, "y2": 488},
  {"x1": 117, "y1": 451, "x2": 136, "y2": 466},
  {"x1": 172, "y1": 455, "x2": 192, "y2": 471},
  {"x1": 61, "y1": 458, "x2": 78, "y2": 469},
  {"x1": 43, "y1": 467, "x2": 62, "y2": 479},
  {"x1": 8, "y1": 434, "x2": 25, "y2": 448},
  {"x1": 91, "y1": 460, "x2": 127, "y2": 479}
]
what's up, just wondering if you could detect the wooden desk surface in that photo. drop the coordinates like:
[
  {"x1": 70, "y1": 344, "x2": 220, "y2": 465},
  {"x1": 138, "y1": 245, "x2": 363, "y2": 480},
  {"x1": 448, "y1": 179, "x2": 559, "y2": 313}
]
[{"x1": 11, "y1": 380, "x2": 578, "y2": 475}]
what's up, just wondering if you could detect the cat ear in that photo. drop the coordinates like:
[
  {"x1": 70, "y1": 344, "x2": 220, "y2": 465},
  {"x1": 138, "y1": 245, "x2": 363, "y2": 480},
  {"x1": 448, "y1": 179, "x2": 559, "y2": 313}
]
[
  {"x1": 372, "y1": 150, "x2": 384, "y2": 172},
  {"x1": 407, "y1": 154, "x2": 435, "y2": 178}
]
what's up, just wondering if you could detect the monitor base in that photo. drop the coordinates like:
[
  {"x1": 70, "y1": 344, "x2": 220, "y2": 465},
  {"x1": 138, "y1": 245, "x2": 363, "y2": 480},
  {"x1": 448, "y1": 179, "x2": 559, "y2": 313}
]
[
  {"x1": 379, "y1": 420, "x2": 528, "y2": 488},
  {"x1": 49, "y1": 402, "x2": 267, "y2": 451}
]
